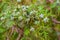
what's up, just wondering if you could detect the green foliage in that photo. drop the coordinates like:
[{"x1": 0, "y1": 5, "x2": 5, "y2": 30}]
[{"x1": 0, "y1": 0, "x2": 60, "y2": 40}]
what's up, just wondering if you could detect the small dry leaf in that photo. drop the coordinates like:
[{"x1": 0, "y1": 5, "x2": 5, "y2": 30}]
[
  {"x1": 52, "y1": 18, "x2": 60, "y2": 24},
  {"x1": 46, "y1": 0, "x2": 54, "y2": 3}
]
